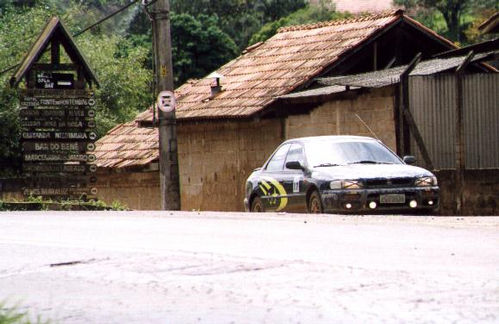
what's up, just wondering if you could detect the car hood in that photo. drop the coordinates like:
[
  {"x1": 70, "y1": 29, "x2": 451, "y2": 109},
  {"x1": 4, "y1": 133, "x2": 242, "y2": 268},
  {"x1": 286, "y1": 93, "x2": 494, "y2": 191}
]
[{"x1": 312, "y1": 163, "x2": 433, "y2": 180}]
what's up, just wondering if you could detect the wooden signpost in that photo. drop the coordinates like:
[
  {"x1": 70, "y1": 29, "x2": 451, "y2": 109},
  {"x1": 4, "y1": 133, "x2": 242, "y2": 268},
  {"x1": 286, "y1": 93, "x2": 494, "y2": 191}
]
[{"x1": 11, "y1": 17, "x2": 100, "y2": 200}]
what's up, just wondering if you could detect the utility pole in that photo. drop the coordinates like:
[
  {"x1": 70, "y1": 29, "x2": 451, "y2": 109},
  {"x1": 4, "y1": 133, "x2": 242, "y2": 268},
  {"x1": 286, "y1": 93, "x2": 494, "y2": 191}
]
[{"x1": 150, "y1": 0, "x2": 180, "y2": 210}]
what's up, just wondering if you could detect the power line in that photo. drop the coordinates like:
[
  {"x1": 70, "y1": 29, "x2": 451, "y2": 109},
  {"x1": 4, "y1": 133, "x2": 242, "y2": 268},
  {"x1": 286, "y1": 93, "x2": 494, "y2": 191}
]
[
  {"x1": 73, "y1": 0, "x2": 139, "y2": 37},
  {"x1": 0, "y1": 0, "x2": 140, "y2": 77}
]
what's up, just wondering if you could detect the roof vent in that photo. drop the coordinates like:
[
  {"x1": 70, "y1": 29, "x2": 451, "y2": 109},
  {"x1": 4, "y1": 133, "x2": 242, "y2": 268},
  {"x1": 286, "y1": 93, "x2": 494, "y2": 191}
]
[{"x1": 207, "y1": 71, "x2": 224, "y2": 97}]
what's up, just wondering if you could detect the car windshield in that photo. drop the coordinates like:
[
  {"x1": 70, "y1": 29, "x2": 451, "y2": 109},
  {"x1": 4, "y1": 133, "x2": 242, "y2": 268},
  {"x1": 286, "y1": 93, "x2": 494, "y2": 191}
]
[{"x1": 305, "y1": 140, "x2": 402, "y2": 167}]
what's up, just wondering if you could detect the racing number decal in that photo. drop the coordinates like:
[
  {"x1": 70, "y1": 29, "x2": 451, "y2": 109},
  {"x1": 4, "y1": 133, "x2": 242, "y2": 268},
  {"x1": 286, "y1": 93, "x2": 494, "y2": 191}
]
[
  {"x1": 293, "y1": 176, "x2": 300, "y2": 193},
  {"x1": 259, "y1": 177, "x2": 288, "y2": 211}
]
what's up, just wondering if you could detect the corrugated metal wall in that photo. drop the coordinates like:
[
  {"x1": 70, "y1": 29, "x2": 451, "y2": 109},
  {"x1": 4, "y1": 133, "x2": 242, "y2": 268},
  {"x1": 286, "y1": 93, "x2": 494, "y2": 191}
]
[{"x1": 409, "y1": 74, "x2": 499, "y2": 170}]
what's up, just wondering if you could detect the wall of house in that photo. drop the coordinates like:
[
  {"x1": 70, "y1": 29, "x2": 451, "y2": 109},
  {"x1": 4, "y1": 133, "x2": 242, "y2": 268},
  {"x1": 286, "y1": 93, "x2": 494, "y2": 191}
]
[
  {"x1": 94, "y1": 88, "x2": 397, "y2": 212},
  {"x1": 177, "y1": 118, "x2": 283, "y2": 211},
  {"x1": 435, "y1": 169, "x2": 499, "y2": 216},
  {"x1": 285, "y1": 87, "x2": 397, "y2": 150},
  {"x1": 96, "y1": 170, "x2": 161, "y2": 210}
]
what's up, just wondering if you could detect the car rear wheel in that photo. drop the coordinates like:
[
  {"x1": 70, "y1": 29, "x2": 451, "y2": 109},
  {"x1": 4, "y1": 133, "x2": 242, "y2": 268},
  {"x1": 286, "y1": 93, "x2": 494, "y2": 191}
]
[
  {"x1": 251, "y1": 197, "x2": 265, "y2": 212},
  {"x1": 308, "y1": 190, "x2": 323, "y2": 213}
]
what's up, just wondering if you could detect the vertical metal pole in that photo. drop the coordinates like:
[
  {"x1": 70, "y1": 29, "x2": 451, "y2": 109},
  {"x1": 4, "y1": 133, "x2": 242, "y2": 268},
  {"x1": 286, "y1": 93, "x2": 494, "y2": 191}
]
[
  {"x1": 455, "y1": 51, "x2": 474, "y2": 215},
  {"x1": 151, "y1": 0, "x2": 180, "y2": 210}
]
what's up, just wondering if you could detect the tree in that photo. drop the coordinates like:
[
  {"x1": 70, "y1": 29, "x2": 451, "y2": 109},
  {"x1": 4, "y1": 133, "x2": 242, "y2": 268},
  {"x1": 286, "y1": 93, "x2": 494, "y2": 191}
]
[
  {"x1": 126, "y1": 11, "x2": 238, "y2": 85},
  {"x1": 171, "y1": 14, "x2": 238, "y2": 85},
  {"x1": 76, "y1": 34, "x2": 153, "y2": 137},
  {"x1": 394, "y1": 0, "x2": 499, "y2": 43},
  {"x1": 168, "y1": 0, "x2": 306, "y2": 50}
]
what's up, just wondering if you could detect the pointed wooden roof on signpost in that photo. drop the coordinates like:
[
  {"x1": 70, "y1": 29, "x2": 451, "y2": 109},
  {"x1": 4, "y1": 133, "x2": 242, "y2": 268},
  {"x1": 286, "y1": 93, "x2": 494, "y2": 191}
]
[{"x1": 10, "y1": 16, "x2": 99, "y2": 88}]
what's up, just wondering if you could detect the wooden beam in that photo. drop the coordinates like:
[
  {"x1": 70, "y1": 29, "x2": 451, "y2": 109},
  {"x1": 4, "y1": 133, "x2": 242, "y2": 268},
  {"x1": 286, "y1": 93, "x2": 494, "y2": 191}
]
[
  {"x1": 51, "y1": 38, "x2": 60, "y2": 65},
  {"x1": 32, "y1": 63, "x2": 78, "y2": 71},
  {"x1": 454, "y1": 50, "x2": 474, "y2": 215},
  {"x1": 399, "y1": 52, "x2": 435, "y2": 170},
  {"x1": 402, "y1": 108, "x2": 434, "y2": 170}
]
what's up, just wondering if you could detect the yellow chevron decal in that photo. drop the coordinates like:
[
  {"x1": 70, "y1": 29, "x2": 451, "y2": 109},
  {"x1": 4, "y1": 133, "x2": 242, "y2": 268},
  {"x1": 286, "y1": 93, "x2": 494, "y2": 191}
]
[{"x1": 260, "y1": 176, "x2": 288, "y2": 211}]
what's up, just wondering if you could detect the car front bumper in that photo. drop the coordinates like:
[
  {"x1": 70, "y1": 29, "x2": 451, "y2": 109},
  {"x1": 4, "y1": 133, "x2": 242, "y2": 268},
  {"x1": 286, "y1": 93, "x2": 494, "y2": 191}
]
[{"x1": 320, "y1": 186, "x2": 439, "y2": 213}]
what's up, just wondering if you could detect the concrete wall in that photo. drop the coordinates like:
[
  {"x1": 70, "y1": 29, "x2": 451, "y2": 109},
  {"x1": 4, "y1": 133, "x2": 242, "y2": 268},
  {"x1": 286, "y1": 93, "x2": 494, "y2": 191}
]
[
  {"x1": 285, "y1": 87, "x2": 397, "y2": 150},
  {"x1": 435, "y1": 169, "x2": 499, "y2": 216}
]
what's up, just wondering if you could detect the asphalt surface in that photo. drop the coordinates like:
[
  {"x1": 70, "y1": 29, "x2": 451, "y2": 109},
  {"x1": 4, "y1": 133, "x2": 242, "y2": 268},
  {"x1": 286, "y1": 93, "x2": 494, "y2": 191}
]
[{"x1": 0, "y1": 211, "x2": 498, "y2": 323}]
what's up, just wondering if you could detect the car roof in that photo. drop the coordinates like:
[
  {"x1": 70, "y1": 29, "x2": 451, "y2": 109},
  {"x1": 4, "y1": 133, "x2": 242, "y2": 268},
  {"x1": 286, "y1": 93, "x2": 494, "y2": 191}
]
[{"x1": 283, "y1": 135, "x2": 377, "y2": 144}]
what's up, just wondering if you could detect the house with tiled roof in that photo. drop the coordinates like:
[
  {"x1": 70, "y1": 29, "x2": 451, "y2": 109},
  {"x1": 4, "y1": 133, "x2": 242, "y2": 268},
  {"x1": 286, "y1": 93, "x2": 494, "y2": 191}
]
[{"x1": 95, "y1": 10, "x2": 462, "y2": 211}]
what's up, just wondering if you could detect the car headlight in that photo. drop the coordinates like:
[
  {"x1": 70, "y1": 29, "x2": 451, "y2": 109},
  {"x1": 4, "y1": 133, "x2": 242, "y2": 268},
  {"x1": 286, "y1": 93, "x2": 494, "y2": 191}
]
[
  {"x1": 415, "y1": 176, "x2": 438, "y2": 187},
  {"x1": 329, "y1": 180, "x2": 363, "y2": 190}
]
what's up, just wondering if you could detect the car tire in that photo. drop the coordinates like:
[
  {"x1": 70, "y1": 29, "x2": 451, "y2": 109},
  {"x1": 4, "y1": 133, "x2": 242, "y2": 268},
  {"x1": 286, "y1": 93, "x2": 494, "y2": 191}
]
[
  {"x1": 250, "y1": 197, "x2": 265, "y2": 212},
  {"x1": 308, "y1": 190, "x2": 323, "y2": 213}
]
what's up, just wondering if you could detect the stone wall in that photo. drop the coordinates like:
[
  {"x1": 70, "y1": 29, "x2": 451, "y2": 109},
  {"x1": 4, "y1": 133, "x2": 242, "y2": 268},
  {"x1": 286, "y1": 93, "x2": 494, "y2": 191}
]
[
  {"x1": 96, "y1": 170, "x2": 161, "y2": 210},
  {"x1": 286, "y1": 87, "x2": 397, "y2": 150},
  {"x1": 177, "y1": 118, "x2": 283, "y2": 211}
]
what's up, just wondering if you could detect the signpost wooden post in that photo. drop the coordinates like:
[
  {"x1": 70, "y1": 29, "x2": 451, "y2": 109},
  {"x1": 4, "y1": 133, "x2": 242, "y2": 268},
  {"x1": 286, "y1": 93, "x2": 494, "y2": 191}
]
[{"x1": 10, "y1": 17, "x2": 100, "y2": 201}]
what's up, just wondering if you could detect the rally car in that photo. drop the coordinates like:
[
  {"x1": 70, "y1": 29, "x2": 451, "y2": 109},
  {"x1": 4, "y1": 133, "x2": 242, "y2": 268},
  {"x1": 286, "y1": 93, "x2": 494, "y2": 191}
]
[{"x1": 244, "y1": 136, "x2": 439, "y2": 214}]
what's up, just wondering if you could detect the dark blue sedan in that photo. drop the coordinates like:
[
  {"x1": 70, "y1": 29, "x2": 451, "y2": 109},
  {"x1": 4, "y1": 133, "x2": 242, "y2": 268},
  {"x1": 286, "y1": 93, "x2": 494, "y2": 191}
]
[{"x1": 244, "y1": 136, "x2": 439, "y2": 214}]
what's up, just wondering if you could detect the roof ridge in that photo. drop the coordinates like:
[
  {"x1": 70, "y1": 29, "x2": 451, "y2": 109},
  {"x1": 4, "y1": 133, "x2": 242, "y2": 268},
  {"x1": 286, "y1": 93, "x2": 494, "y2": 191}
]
[{"x1": 277, "y1": 9, "x2": 404, "y2": 33}]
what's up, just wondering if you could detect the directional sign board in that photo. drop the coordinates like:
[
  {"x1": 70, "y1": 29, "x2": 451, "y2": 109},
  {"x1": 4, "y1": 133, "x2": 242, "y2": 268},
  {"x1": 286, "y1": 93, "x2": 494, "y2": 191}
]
[{"x1": 20, "y1": 89, "x2": 98, "y2": 200}]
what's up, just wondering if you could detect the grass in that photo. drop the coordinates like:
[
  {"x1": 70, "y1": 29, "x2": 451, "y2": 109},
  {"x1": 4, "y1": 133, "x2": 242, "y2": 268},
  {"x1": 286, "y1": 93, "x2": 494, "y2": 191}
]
[
  {"x1": 0, "y1": 197, "x2": 128, "y2": 211},
  {"x1": 0, "y1": 302, "x2": 49, "y2": 324}
]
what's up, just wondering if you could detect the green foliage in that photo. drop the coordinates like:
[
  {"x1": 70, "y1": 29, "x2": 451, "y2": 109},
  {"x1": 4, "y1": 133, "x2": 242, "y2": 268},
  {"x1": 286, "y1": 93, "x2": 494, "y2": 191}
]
[
  {"x1": 171, "y1": 14, "x2": 238, "y2": 85},
  {"x1": 0, "y1": 87, "x2": 21, "y2": 175},
  {"x1": 394, "y1": 0, "x2": 499, "y2": 44},
  {"x1": 76, "y1": 34, "x2": 153, "y2": 136},
  {"x1": 126, "y1": 11, "x2": 239, "y2": 85},
  {"x1": 0, "y1": 196, "x2": 129, "y2": 210},
  {"x1": 249, "y1": 4, "x2": 352, "y2": 45},
  {"x1": 168, "y1": 0, "x2": 306, "y2": 50},
  {"x1": 0, "y1": 302, "x2": 49, "y2": 324}
]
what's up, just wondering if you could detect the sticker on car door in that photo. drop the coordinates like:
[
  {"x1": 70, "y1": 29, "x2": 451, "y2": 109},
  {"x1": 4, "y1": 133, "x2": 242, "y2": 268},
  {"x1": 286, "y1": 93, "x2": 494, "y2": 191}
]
[
  {"x1": 259, "y1": 176, "x2": 288, "y2": 211},
  {"x1": 293, "y1": 176, "x2": 300, "y2": 193}
]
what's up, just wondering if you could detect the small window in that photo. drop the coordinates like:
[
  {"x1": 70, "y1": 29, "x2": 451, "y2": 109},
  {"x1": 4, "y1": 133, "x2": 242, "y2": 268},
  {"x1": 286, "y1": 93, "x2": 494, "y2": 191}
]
[
  {"x1": 285, "y1": 144, "x2": 305, "y2": 169},
  {"x1": 266, "y1": 144, "x2": 290, "y2": 171}
]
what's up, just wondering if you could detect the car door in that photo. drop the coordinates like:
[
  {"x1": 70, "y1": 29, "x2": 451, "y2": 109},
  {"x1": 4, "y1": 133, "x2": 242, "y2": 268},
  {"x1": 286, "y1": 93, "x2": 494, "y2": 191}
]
[
  {"x1": 281, "y1": 143, "x2": 307, "y2": 212},
  {"x1": 258, "y1": 143, "x2": 290, "y2": 211}
]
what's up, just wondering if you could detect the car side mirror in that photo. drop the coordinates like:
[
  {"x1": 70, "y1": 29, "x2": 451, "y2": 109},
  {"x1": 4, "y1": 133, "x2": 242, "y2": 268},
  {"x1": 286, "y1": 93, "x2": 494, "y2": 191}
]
[
  {"x1": 285, "y1": 161, "x2": 304, "y2": 170},
  {"x1": 403, "y1": 155, "x2": 416, "y2": 165}
]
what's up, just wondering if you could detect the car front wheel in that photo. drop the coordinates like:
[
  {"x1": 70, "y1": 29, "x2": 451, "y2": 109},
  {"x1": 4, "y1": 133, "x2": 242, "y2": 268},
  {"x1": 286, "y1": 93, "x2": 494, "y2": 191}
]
[
  {"x1": 251, "y1": 196, "x2": 265, "y2": 212},
  {"x1": 308, "y1": 190, "x2": 323, "y2": 213}
]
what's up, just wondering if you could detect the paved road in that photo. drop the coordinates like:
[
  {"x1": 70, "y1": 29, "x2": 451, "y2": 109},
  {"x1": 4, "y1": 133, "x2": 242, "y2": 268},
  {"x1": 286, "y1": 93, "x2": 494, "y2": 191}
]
[{"x1": 0, "y1": 211, "x2": 498, "y2": 323}]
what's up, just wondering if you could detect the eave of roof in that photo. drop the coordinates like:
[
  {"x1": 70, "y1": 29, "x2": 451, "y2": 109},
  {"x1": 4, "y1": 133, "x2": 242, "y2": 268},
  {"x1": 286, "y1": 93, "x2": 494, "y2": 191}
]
[
  {"x1": 434, "y1": 38, "x2": 499, "y2": 59},
  {"x1": 282, "y1": 51, "x2": 499, "y2": 99},
  {"x1": 10, "y1": 16, "x2": 99, "y2": 88},
  {"x1": 94, "y1": 122, "x2": 158, "y2": 169}
]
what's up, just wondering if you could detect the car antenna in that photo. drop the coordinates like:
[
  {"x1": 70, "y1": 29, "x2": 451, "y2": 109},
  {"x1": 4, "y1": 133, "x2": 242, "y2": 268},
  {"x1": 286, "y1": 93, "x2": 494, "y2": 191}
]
[{"x1": 355, "y1": 113, "x2": 380, "y2": 141}]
